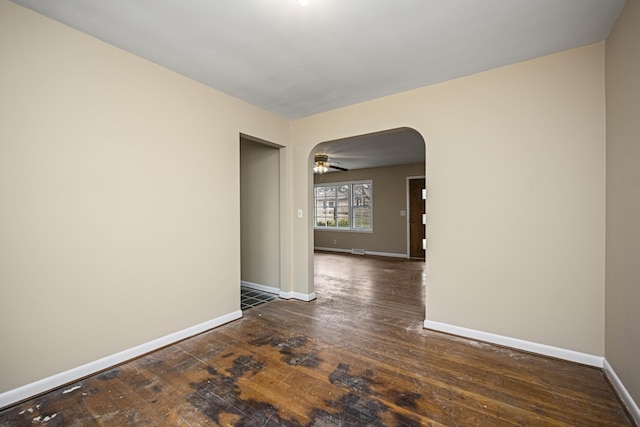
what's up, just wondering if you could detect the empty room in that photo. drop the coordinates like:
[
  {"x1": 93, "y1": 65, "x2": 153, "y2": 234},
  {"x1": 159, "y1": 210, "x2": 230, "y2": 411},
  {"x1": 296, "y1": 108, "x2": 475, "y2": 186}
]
[{"x1": 1, "y1": 0, "x2": 638, "y2": 425}]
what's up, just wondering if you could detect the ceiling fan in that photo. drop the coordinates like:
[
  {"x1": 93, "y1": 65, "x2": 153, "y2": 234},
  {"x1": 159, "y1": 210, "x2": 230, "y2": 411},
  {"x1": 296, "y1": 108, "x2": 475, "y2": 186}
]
[{"x1": 313, "y1": 153, "x2": 348, "y2": 174}]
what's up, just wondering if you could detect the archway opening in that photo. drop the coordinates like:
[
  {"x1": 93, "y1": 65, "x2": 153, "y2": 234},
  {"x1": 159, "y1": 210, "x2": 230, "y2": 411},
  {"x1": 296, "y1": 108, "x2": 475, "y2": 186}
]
[{"x1": 308, "y1": 127, "x2": 426, "y2": 318}]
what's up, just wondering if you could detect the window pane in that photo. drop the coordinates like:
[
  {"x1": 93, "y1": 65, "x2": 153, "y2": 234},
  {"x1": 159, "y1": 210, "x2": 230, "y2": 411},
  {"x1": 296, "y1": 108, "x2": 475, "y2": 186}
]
[
  {"x1": 353, "y1": 206, "x2": 371, "y2": 229},
  {"x1": 336, "y1": 206, "x2": 349, "y2": 228},
  {"x1": 337, "y1": 185, "x2": 349, "y2": 201},
  {"x1": 314, "y1": 186, "x2": 324, "y2": 227},
  {"x1": 334, "y1": 185, "x2": 349, "y2": 228},
  {"x1": 315, "y1": 185, "x2": 338, "y2": 228},
  {"x1": 352, "y1": 183, "x2": 372, "y2": 229}
]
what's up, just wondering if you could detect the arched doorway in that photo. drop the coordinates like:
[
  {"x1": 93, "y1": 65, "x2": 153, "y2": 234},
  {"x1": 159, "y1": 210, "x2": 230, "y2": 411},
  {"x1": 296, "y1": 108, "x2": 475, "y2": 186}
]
[{"x1": 309, "y1": 127, "x2": 426, "y2": 304}]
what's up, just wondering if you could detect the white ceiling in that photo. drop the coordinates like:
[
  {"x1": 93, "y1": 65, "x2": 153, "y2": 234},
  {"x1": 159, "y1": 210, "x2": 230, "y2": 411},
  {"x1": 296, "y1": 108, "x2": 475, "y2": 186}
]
[
  {"x1": 313, "y1": 128, "x2": 425, "y2": 171},
  {"x1": 12, "y1": 0, "x2": 625, "y2": 121},
  {"x1": 11, "y1": 0, "x2": 625, "y2": 170}
]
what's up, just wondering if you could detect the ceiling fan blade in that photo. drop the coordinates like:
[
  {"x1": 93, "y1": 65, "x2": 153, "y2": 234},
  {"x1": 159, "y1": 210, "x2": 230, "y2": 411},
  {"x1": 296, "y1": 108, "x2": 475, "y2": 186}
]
[{"x1": 329, "y1": 165, "x2": 349, "y2": 171}]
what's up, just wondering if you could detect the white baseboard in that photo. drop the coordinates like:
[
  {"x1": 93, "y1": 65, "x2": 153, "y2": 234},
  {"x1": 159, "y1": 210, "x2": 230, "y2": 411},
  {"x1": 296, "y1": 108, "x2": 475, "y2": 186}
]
[
  {"x1": 241, "y1": 281, "x2": 314, "y2": 302},
  {"x1": 423, "y1": 320, "x2": 604, "y2": 367},
  {"x1": 314, "y1": 247, "x2": 352, "y2": 254},
  {"x1": 314, "y1": 247, "x2": 408, "y2": 259},
  {"x1": 366, "y1": 250, "x2": 408, "y2": 258},
  {"x1": 279, "y1": 291, "x2": 317, "y2": 302},
  {"x1": 240, "y1": 280, "x2": 280, "y2": 295},
  {"x1": 604, "y1": 359, "x2": 640, "y2": 424},
  {"x1": 0, "y1": 310, "x2": 243, "y2": 410}
]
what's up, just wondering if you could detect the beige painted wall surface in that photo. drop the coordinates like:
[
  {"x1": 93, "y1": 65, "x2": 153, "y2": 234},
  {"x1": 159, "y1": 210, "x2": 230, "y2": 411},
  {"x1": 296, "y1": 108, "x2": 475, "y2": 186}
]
[
  {"x1": 291, "y1": 43, "x2": 606, "y2": 355},
  {"x1": 240, "y1": 138, "x2": 280, "y2": 289},
  {"x1": 313, "y1": 163, "x2": 425, "y2": 256},
  {"x1": 605, "y1": 0, "x2": 640, "y2": 406},
  {"x1": 0, "y1": 1, "x2": 289, "y2": 393}
]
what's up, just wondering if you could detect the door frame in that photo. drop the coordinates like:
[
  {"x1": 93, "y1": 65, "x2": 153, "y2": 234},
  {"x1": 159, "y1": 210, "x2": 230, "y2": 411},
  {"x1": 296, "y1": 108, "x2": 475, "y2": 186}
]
[
  {"x1": 240, "y1": 133, "x2": 284, "y2": 294},
  {"x1": 406, "y1": 175, "x2": 426, "y2": 258}
]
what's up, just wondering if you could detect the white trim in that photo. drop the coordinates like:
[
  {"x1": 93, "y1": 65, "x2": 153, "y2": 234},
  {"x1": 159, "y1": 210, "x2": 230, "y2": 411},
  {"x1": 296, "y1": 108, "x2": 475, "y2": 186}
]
[
  {"x1": 603, "y1": 359, "x2": 640, "y2": 424},
  {"x1": 314, "y1": 228, "x2": 373, "y2": 234},
  {"x1": 315, "y1": 247, "x2": 351, "y2": 254},
  {"x1": 314, "y1": 247, "x2": 408, "y2": 259},
  {"x1": 240, "y1": 280, "x2": 280, "y2": 295},
  {"x1": 366, "y1": 250, "x2": 408, "y2": 259},
  {"x1": 423, "y1": 320, "x2": 604, "y2": 367},
  {"x1": 0, "y1": 310, "x2": 242, "y2": 410},
  {"x1": 279, "y1": 291, "x2": 317, "y2": 301}
]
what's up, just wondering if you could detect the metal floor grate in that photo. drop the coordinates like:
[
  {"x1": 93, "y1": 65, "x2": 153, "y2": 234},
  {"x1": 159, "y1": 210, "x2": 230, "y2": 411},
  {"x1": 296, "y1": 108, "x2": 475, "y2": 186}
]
[{"x1": 241, "y1": 286, "x2": 278, "y2": 311}]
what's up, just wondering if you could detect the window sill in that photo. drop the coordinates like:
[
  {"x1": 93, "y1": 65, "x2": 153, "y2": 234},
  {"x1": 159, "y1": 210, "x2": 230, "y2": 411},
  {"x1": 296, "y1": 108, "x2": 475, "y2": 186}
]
[{"x1": 314, "y1": 228, "x2": 373, "y2": 233}]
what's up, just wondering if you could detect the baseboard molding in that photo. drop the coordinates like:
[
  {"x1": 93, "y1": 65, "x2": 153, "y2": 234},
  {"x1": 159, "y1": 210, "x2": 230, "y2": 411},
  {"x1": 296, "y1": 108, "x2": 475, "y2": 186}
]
[
  {"x1": 240, "y1": 280, "x2": 280, "y2": 295},
  {"x1": 0, "y1": 310, "x2": 243, "y2": 410},
  {"x1": 423, "y1": 320, "x2": 604, "y2": 367},
  {"x1": 279, "y1": 291, "x2": 317, "y2": 302},
  {"x1": 314, "y1": 247, "x2": 408, "y2": 259},
  {"x1": 241, "y1": 280, "x2": 314, "y2": 302},
  {"x1": 314, "y1": 247, "x2": 353, "y2": 255},
  {"x1": 604, "y1": 359, "x2": 640, "y2": 425},
  {"x1": 366, "y1": 250, "x2": 408, "y2": 259}
]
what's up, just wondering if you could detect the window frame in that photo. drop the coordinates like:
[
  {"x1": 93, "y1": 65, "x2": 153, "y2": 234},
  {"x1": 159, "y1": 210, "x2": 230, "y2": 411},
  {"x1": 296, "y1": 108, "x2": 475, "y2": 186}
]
[{"x1": 313, "y1": 180, "x2": 373, "y2": 232}]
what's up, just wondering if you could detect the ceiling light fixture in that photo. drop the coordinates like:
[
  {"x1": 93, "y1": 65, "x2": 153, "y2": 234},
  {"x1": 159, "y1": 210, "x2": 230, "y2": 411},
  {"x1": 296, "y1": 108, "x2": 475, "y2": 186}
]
[
  {"x1": 297, "y1": 0, "x2": 310, "y2": 6},
  {"x1": 313, "y1": 154, "x2": 329, "y2": 174}
]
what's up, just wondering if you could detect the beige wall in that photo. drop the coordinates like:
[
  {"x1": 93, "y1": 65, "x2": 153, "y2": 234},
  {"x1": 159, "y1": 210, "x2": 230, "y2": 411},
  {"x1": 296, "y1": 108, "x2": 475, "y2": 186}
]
[
  {"x1": 0, "y1": 1, "x2": 289, "y2": 393},
  {"x1": 313, "y1": 163, "x2": 425, "y2": 256},
  {"x1": 240, "y1": 137, "x2": 281, "y2": 289},
  {"x1": 605, "y1": 0, "x2": 640, "y2": 407},
  {"x1": 291, "y1": 43, "x2": 606, "y2": 355},
  {"x1": 1, "y1": 0, "x2": 628, "y2": 405}
]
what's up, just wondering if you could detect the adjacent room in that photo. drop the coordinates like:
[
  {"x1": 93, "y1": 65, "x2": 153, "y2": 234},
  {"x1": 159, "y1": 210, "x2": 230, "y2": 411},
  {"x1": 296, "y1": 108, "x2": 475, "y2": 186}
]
[
  {"x1": 1, "y1": 0, "x2": 638, "y2": 424},
  {"x1": 312, "y1": 128, "x2": 426, "y2": 260}
]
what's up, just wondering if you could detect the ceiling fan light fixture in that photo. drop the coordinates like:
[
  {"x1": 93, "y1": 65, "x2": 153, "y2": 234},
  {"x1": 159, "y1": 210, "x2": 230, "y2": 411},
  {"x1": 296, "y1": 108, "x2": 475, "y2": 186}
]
[
  {"x1": 313, "y1": 162, "x2": 329, "y2": 174},
  {"x1": 313, "y1": 154, "x2": 329, "y2": 174}
]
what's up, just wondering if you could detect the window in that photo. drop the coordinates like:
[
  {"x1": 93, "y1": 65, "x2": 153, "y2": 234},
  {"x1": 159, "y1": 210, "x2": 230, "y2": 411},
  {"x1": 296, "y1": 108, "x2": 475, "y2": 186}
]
[{"x1": 314, "y1": 181, "x2": 372, "y2": 231}]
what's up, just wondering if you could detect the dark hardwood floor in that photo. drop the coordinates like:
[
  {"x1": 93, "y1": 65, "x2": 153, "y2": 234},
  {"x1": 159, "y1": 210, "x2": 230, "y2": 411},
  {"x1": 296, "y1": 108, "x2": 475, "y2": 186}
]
[{"x1": 0, "y1": 252, "x2": 632, "y2": 426}]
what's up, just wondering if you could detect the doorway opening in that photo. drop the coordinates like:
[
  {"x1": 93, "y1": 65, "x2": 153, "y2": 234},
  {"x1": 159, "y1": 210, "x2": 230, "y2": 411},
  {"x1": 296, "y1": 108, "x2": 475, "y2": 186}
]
[
  {"x1": 310, "y1": 127, "x2": 426, "y2": 304},
  {"x1": 239, "y1": 134, "x2": 281, "y2": 310}
]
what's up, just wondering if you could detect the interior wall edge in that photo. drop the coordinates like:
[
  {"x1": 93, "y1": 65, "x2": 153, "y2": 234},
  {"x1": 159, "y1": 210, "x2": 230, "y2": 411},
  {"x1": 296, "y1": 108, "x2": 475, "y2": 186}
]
[
  {"x1": 279, "y1": 291, "x2": 317, "y2": 302},
  {"x1": 0, "y1": 310, "x2": 243, "y2": 411},
  {"x1": 604, "y1": 359, "x2": 640, "y2": 425},
  {"x1": 423, "y1": 320, "x2": 603, "y2": 368}
]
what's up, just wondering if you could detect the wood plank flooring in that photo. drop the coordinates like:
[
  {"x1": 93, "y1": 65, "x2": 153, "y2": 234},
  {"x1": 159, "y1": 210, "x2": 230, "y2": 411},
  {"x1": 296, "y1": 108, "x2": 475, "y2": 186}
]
[{"x1": 0, "y1": 252, "x2": 632, "y2": 426}]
